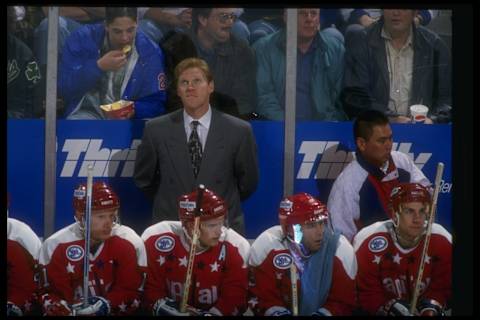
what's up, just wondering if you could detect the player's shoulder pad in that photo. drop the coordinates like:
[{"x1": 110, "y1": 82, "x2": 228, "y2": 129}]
[
  {"x1": 335, "y1": 235, "x2": 357, "y2": 279},
  {"x1": 431, "y1": 223, "x2": 452, "y2": 244},
  {"x1": 249, "y1": 226, "x2": 285, "y2": 267},
  {"x1": 222, "y1": 227, "x2": 251, "y2": 265},
  {"x1": 39, "y1": 223, "x2": 82, "y2": 265},
  {"x1": 141, "y1": 220, "x2": 182, "y2": 242},
  {"x1": 7, "y1": 218, "x2": 42, "y2": 259},
  {"x1": 352, "y1": 221, "x2": 389, "y2": 251},
  {"x1": 112, "y1": 224, "x2": 147, "y2": 267}
]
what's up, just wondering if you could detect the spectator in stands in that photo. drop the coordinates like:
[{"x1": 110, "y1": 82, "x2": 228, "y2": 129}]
[
  {"x1": 342, "y1": 9, "x2": 451, "y2": 123},
  {"x1": 327, "y1": 110, "x2": 431, "y2": 242},
  {"x1": 240, "y1": 8, "x2": 284, "y2": 45},
  {"x1": 343, "y1": 9, "x2": 437, "y2": 35},
  {"x1": 58, "y1": 7, "x2": 167, "y2": 119},
  {"x1": 254, "y1": 8, "x2": 346, "y2": 121},
  {"x1": 34, "y1": 7, "x2": 106, "y2": 73},
  {"x1": 159, "y1": 30, "x2": 240, "y2": 117},
  {"x1": 190, "y1": 8, "x2": 257, "y2": 118},
  {"x1": 7, "y1": 6, "x2": 43, "y2": 119},
  {"x1": 138, "y1": 7, "x2": 192, "y2": 44}
]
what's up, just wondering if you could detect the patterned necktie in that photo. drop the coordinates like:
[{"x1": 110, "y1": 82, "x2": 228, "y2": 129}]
[{"x1": 188, "y1": 121, "x2": 202, "y2": 178}]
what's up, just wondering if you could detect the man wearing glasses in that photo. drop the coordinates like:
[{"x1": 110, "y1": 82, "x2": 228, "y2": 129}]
[{"x1": 190, "y1": 8, "x2": 257, "y2": 119}]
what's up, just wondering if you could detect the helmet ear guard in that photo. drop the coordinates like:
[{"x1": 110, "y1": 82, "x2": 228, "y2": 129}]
[{"x1": 278, "y1": 193, "x2": 329, "y2": 257}]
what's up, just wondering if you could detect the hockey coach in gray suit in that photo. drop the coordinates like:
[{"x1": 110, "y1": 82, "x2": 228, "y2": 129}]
[{"x1": 134, "y1": 57, "x2": 259, "y2": 235}]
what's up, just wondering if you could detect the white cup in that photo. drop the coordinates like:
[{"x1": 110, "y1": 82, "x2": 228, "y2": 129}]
[{"x1": 409, "y1": 104, "x2": 429, "y2": 123}]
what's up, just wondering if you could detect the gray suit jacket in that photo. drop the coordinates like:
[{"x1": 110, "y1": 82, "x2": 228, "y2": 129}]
[{"x1": 133, "y1": 108, "x2": 259, "y2": 235}]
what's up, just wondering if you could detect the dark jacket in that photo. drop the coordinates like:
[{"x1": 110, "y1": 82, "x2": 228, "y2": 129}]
[
  {"x1": 192, "y1": 33, "x2": 257, "y2": 116},
  {"x1": 342, "y1": 19, "x2": 451, "y2": 122},
  {"x1": 133, "y1": 108, "x2": 259, "y2": 236}
]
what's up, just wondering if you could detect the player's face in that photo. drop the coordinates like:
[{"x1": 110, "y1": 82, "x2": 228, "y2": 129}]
[
  {"x1": 397, "y1": 201, "x2": 428, "y2": 241},
  {"x1": 198, "y1": 216, "x2": 225, "y2": 247},
  {"x1": 357, "y1": 124, "x2": 393, "y2": 167},
  {"x1": 177, "y1": 67, "x2": 214, "y2": 116},
  {"x1": 383, "y1": 9, "x2": 416, "y2": 36},
  {"x1": 300, "y1": 220, "x2": 325, "y2": 253},
  {"x1": 105, "y1": 17, "x2": 137, "y2": 50},
  {"x1": 90, "y1": 208, "x2": 117, "y2": 244},
  {"x1": 199, "y1": 8, "x2": 236, "y2": 44},
  {"x1": 297, "y1": 8, "x2": 320, "y2": 41}
]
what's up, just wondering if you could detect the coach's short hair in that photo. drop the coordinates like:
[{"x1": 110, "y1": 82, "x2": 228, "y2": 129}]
[
  {"x1": 174, "y1": 58, "x2": 213, "y2": 87},
  {"x1": 353, "y1": 109, "x2": 389, "y2": 141}
]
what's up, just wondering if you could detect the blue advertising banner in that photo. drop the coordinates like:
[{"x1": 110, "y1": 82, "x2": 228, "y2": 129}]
[{"x1": 7, "y1": 120, "x2": 451, "y2": 240}]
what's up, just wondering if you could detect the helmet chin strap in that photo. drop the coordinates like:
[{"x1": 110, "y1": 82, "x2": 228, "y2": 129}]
[
  {"x1": 391, "y1": 213, "x2": 427, "y2": 249},
  {"x1": 182, "y1": 225, "x2": 208, "y2": 252}
]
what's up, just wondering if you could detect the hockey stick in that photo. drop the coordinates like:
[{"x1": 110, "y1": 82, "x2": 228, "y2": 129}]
[
  {"x1": 290, "y1": 262, "x2": 299, "y2": 316},
  {"x1": 82, "y1": 164, "x2": 94, "y2": 307},
  {"x1": 180, "y1": 184, "x2": 205, "y2": 313},
  {"x1": 409, "y1": 162, "x2": 444, "y2": 314}
]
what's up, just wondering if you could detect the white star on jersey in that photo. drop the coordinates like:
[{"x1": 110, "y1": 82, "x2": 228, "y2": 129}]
[
  {"x1": 43, "y1": 298, "x2": 52, "y2": 308},
  {"x1": 393, "y1": 253, "x2": 402, "y2": 264},
  {"x1": 425, "y1": 254, "x2": 431, "y2": 264},
  {"x1": 66, "y1": 262, "x2": 75, "y2": 273},
  {"x1": 179, "y1": 256, "x2": 188, "y2": 267},
  {"x1": 157, "y1": 255, "x2": 165, "y2": 266},
  {"x1": 248, "y1": 297, "x2": 259, "y2": 308},
  {"x1": 276, "y1": 272, "x2": 283, "y2": 280},
  {"x1": 210, "y1": 261, "x2": 220, "y2": 272},
  {"x1": 372, "y1": 255, "x2": 381, "y2": 264},
  {"x1": 118, "y1": 302, "x2": 127, "y2": 312},
  {"x1": 131, "y1": 299, "x2": 140, "y2": 308}
]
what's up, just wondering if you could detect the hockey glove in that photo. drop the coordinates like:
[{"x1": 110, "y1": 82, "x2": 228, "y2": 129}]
[
  {"x1": 7, "y1": 302, "x2": 23, "y2": 316},
  {"x1": 380, "y1": 299, "x2": 413, "y2": 316},
  {"x1": 417, "y1": 299, "x2": 445, "y2": 316},
  {"x1": 43, "y1": 299, "x2": 72, "y2": 316},
  {"x1": 153, "y1": 297, "x2": 190, "y2": 316},
  {"x1": 72, "y1": 296, "x2": 111, "y2": 316}
]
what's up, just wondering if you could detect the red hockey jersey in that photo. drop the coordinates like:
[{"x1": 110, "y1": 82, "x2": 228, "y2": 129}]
[
  {"x1": 248, "y1": 226, "x2": 357, "y2": 316},
  {"x1": 7, "y1": 218, "x2": 42, "y2": 314},
  {"x1": 38, "y1": 222, "x2": 147, "y2": 315},
  {"x1": 353, "y1": 220, "x2": 452, "y2": 314},
  {"x1": 141, "y1": 221, "x2": 250, "y2": 316}
]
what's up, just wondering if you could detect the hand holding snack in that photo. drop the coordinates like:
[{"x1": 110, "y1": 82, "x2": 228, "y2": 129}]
[
  {"x1": 100, "y1": 100, "x2": 135, "y2": 119},
  {"x1": 97, "y1": 50, "x2": 127, "y2": 71},
  {"x1": 122, "y1": 45, "x2": 132, "y2": 55}
]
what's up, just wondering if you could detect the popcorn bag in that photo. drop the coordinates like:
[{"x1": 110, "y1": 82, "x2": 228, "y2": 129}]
[{"x1": 100, "y1": 100, "x2": 134, "y2": 119}]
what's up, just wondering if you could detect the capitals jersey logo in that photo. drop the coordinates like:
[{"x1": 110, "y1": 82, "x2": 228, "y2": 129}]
[
  {"x1": 368, "y1": 236, "x2": 388, "y2": 253},
  {"x1": 273, "y1": 253, "x2": 292, "y2": 269},
  {"x1": 155, "y1": 235, "x2": 175, "y2": 252},
  {"x1": 66, "y1": 245, "x2": 84, "y2": 261}
]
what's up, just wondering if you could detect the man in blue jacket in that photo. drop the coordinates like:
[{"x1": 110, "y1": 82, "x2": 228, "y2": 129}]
[
  {"x1": 253, "y1": 8, "x2": 346, "y2": 121},
  {"x1": 59, "y1": 7, "x2": 167, "y2": 119}
]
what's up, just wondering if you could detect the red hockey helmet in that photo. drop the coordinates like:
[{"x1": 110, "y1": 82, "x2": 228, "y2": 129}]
[
  {"x1": 390, "y1": 183, "x2": 431, "y2": 215},
  {"x1": 73, "y1": 181, "x2": 120, "y2": 215},
  {"x1": 278, "y1": 193, "x2": 329, "y2": 241},
  {"x1": 178, "y1": 188, "x2": 227, "y2": 226}
]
